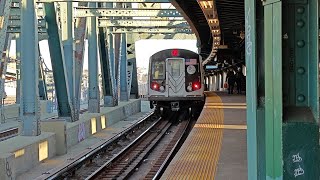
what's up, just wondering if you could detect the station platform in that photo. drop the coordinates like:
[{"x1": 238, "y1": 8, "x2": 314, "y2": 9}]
[{"x1": 162, "y1": 91, "x2": 247, "y2": 179}]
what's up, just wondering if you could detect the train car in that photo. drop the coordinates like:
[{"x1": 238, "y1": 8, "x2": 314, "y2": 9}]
[{"x1": 148, "y1": 49, "x2": 205, "y2": 113}]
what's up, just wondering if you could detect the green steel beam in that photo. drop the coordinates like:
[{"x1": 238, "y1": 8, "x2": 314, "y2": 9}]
[
  {"x1": 110, "y1": 27, "x2": 192, "y2": 33},
  {"x1": 20, "y1": 0, "x2": 41, "y2": 135},
  {"x1": 114, "y1": 33, "x2": 121, "y2": 105},
  {"x1": 128, "y1": 58, "x2": 138, "y2": 98},
  {"x1": 264, "y1": 1, "x2": 283, "y2": 179},
  {"x1": 61, "y1": 2, "x2": 76, "y2": 121},
  {"x1": 36, "y1": 0, "x2": 169, "y2": 2},
  {"x1": 38, "y1": 59, "x2": 48, "y2": 100},
  {"x1": 131, "y1": 32, "x2": 196, "y2": 40},
  {"x1": 245, "y1": 0, "x2": 258, "y2": 179},
  {"x1": 6, "y1": 27, "x2": 47, "y2": 33},
  {"x1": 10, "y1": 6, "x2": 44, "y2": 16},
  {"x1": 0, "y1": 34, "x2": 11, "y2": 124},
  {"x1": 44, "y1": 3, "x2": 72, "y2": 121},
  {"x1": 7, "y1": 19, "x2": 46, "y2": 26},
  {"x1": 16, "y1": 36, "x2": 21, "y2": 104},
  {"x1": 0, "y1": 0, "x2": 11, "y2": 63},
  {"x1": 98, "y1": 27, "x2": 113, "y2": 105},
  {"x1": 75, "y1": 8, "x2": 181, "y2": 17},
  {"x1": 98, "y1": 19, "x2": 188, "y2": 27},
  {"x1": 74, "y1": 15, "x2": 87, "y2": 120},
  {"x1": 87, "y1": 2, "x2": 100, "y2": 113},
  {"x1": 119, "y1": 33, "x2": 128, "y2": 101}
]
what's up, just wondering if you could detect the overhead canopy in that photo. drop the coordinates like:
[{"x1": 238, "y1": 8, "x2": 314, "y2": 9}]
[{"x1": 170, "y1": 0, "x2": 213, "y2": 59}]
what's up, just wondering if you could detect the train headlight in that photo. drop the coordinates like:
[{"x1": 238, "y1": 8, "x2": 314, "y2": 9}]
[
  {"x1": 187, "y1": 85, "x2": 193, "y2": 92},
  {"x1": 160, "y1": 86, "x2": 165, "y2": 92}
]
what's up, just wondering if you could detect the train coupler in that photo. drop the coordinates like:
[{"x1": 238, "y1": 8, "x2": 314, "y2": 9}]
[{"x1": 171, "y1": 102, "x2": 180, "y2": 111}]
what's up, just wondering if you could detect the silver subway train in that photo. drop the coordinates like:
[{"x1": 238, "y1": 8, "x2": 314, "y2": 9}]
[{"x1": 148, "y1": 49, "x2": 205, "y2": 113}]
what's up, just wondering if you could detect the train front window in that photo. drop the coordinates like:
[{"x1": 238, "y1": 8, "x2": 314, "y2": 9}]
[
  {"x1": 152, "y1": 61, "x2": 165, "y2": 80},
  {"x1": 168, "y1": 59, "x2": 183, "y2": 78}
]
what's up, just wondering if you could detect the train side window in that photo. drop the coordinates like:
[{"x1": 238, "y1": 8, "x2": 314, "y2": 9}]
[{"x1": 152, "y1": 61, "x2": 165, "y2": 80}]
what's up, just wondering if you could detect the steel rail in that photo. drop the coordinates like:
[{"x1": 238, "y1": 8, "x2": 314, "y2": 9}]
[{"x1": 37, "y1": 110, "x2": 156, "y2": 180}]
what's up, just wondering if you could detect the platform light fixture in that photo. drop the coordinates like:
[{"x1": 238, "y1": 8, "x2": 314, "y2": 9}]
[
  {"x1": 199, "y1": 0, "x2": 213, "y2": 9},
  {"x1": 101, "y1": 115, "x2": 106, "y2": 129},
  {"x1": 14, "y1": 148, "x2": 25, "y2": 158},
  {"x1": 91, "y1": 118, "x2": 97, "y2": 134},
  {"x1": 39, "y1": 141, "x2": 48, "y2": 161}
]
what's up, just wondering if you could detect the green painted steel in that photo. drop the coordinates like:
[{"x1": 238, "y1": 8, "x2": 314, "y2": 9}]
[
  {"x1": 128, "y1": 58, "x2": 139, "y2": 99},
  {"x1": 114, "y1": 33, "x2": 121, "y2": 105},
  {"x1": 281, "y1": 0, "x2": 319, "y2": 179},
  {"x1": 61, "y1": 2, "x2": 76, "y2": 121},
  {"x1": 264, "y1": 2, "x2": 283, "y2": 179},
  {"x1": 44, "y1": 3, "x2": 72, "y2": 121},
  {"x1": 98, "y1": 19, "x2": 189, "y2": 27},
  {"x1": 110, "y1": 27, "x2": 192, "y2": 34},
  {"x1": 283, "y1": 123, "x2": 319, "y2": 179},
  {"x1": 15, "y1": 36, "x2": 21, "y2": 104},
  {"x1": 88, "y1": 2, "x2": 100, "y2": 113},
  {"x1": 74, "y1": 14, "x2": 87, "y2": 121},
  {"x1": 75, "y1": 8, "x2": 181, "y2": 17},
  {"x1": 244, "y1": 0, "x2": 258, "y2": 179},
  {"x1": 119, "y1": 33, "x2": 128, "y2": 101},
  {"x1": 20, "y1": 0, "x2": 40, "y2": 135},
  {"x1": 98, "y1": 27, "x2": 113, "y2": 105},
  {"x1": 39, "y1": 55, "x2": 48, "y2": 100},
  {"x1": 37, "y1": 0, "x2": 169, "y2": 2}
]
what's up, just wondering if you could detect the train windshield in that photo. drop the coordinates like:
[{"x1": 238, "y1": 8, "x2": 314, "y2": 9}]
[
  {"x1": 167, "y1": 59, "x2": 183, "y2": 78},
  {"x1": 152, "y1": 61, "x2": 165, "y2": 80}
]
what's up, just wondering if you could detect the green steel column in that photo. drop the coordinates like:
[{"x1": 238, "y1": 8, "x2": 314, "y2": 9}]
[
  {"x1": 119, "y1": 33, "x2": 128, "y2": 101},
  {"x1": 44, "y1": 3, "x2": 72, "y2": 121},
  {"x1": 20, "y1": 0, "x2": 40, "y2": 136},
  {"x1": 39, "y1": 50, "x2": 48, "y2": 100},
  {"x1": 128, "y1": 58, "x2": 138, "y2": 99},
  {"x1": 98, "y1": 27, "x2": 113, "y2": 106},
  {"x1": 282, "y1": 0, "x2": 319, "y2": 179},
  {"x1": 105, "y1": 2, "x2": 117, "y2": 107},
  {"x1": 74, "y1": 14, "x2": 87, "y2": 121},
  {"x1": 107, "y1": 32, "x2": 117, "y2": 106},
  {"x1": 264, "y1": 1, "x2": 283, "y2": 179},
  {"x1": 114, "y1": 33, "x2": 121, "y2": 105},
  {"x1": 60, "y1": 2, "x2": 76, "y2": 120},
  {"x1": 87, "y1": 2, "x2": 100, "y2": 113},
  {"x1": 16, "y1": 36, "x2": 21, "y2": 104}
]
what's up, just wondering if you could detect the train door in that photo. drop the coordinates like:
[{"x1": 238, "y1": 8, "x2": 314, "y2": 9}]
[{"x1": 166, "y1": 58, "x2": 185, "y2": 97}]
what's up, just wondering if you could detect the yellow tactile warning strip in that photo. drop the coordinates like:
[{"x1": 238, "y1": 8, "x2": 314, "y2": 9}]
[
  {"x1": 194, "y1": 124, "x2": 247, "y2": 130},
  {"x1": 164, "y1": 92, "x2": 224, "y2": 179}
]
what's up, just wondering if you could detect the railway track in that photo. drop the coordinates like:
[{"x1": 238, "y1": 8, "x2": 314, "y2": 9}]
[
  {"x1": 36, "y1": 111, "x2": 158, "y2": 180},
  {"x1": 0, "y1": 127, "x2": 19, "y2": 141},
  {"x1": 85, "y1": 111, "x2": 191, "y2": 180}
]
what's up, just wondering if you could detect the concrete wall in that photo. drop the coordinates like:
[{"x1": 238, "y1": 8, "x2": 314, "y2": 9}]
[
  {"x1": 0, "y1": 132, "x2": 56, "y2": 178},
  {"x1": 65, "y1": 99, "x2": 141, "y2": 148},
  {"x1": 2, "y1": 100, "x2": 52, "y2": 122}
]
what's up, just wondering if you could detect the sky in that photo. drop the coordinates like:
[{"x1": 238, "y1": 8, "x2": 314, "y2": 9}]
[
  {"x1": 7, "y1": 3, "x2": 198, "y2": 72},
  {"x1": 9, "y1": 39, "x2": 198, "y2": 72}
]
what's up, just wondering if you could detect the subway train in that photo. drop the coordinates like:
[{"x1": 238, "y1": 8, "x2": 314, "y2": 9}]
[{"x1": 148, "y1": 49, "x2": 205, "y2": 114}]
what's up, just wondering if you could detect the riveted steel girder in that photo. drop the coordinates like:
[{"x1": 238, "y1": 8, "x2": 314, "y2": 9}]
[
  {"x1": 75, "y1": 8, "x2": 181, "y2": 17},
  {"x1": 98, "y1": 19, "x2": 188, "y2": 28},
  {"x1": 36, "y1": 0, "x2": 169, "y2": 2},
  {"x1": 10, "y1": 7, "x2": 44, "y2": 16},
  {"x1": 110, "y1": 27, "x2": 192, "y2": 33}
]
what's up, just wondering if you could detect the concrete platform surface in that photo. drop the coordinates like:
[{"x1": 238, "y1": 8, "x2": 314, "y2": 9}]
[{"x1": 161, "y1": 91, "x2": 247, "y2": 179}]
